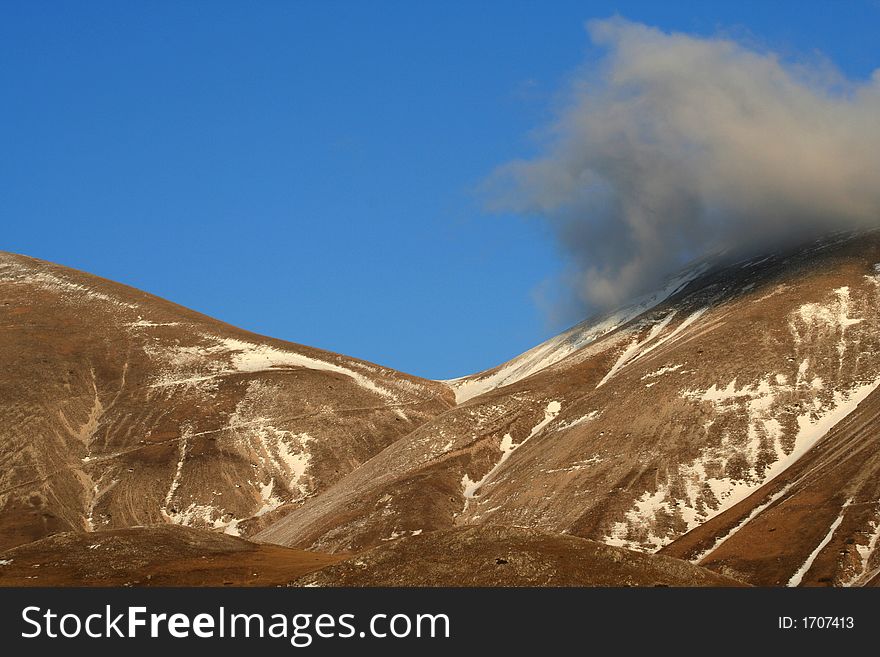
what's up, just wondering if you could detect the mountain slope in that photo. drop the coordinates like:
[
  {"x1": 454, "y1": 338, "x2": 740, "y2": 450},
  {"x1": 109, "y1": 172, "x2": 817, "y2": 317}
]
[
  {"x1": 257, "y1": 231, "x2": 880, "y2": 588},
  {"x1": 661, "y1": 385, "x2": 880, "y2": 586},
  {"x1": 0, "y1": 252, "x2": 452, "y2": 550}
]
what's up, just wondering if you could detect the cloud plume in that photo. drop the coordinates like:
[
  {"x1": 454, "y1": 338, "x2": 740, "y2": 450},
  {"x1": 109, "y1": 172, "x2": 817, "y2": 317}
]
[{"x1": 488, "y1": 18, "x2": 880, "y2": 319}]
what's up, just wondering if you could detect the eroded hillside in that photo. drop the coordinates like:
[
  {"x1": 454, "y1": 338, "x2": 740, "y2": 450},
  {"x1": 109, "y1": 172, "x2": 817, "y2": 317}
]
[{"x1": 0, "y1": 253, "x2": 452, "y2": 550}]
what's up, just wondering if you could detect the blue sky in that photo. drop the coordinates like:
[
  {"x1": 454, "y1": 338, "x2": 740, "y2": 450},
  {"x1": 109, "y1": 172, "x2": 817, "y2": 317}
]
[{"x1": 2, "y1": 1, "x2": 879, "y2": 379}]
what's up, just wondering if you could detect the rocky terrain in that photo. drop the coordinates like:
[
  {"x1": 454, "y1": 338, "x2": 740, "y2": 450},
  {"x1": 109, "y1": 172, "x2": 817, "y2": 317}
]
[
  {"x1": 4, "y1": 231, "x2": 880, "y2": 586},
  {"x1": 257, "y1": 231, "x2": 880, "y2": 587},
  {"x1": 0, "y1": 252, "x2": 452, "y2": 551}
]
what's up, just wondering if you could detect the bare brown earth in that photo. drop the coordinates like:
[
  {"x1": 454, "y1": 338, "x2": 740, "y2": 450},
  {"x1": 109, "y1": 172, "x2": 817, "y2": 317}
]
[
  {"x1": 0, "y1": 252, "x2": 452, "y2": 551},
  {"x1": 0, "y1": 525, "x2": 345, "y2": 586},
  {"x1": 293, "y1": 525, "x2": 745, "y2": 587}
]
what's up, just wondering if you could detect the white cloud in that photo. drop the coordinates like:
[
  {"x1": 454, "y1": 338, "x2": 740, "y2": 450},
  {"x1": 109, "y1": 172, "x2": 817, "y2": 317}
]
[{"x1": 487, "y1": 18, "x2": 880, "y2": 314}]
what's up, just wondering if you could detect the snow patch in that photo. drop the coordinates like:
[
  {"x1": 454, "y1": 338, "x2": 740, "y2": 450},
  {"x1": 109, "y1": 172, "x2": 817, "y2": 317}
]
[
  {"x1": 788, "y1": 500, "x2": 852, "y2": 587},
  {"x1": 0, "y1": 267, "x2": 138, "y2": 309},
  {"x1": 225, "y1": 381, "x2": 316, "y2": 500},
  {"x1": 162, "y1": 430, "x2": 190, "y2": 512},
  {"x1": 556, "y1": 410, "x2": 599, "y2": 430},
  {"x1": 692, "y1": 483, "x2": 794, "y2": 563},
  {"x1": 148, "y1": 335, "x2": 398, "y2": 403},
  {"x1": 543, "y1": 456, "x2": 603, "y2": 474},
  {"x1": 128, "y1": 319, "x2": 179, "y2": 328},
  {"x1": 462, "y1": 401, "x2": 562, "y2": 500},
  {"x1": 597, "y1": 308, "x2": 706, "y2": 388},
  {"x1": 254, "y1": 479, "x2": 284, "y2": 517},
  {"x1": 596, "y1": 312, "x2": 677, "y2": 388},
  {"x1": 642, "y1": 364, "x2": 683, "y2": 379},
  {"x1": 223, "y1": 338, "x2": 398, "y2": 401},
  {"x1": 446, "y1": 262, "x2": 708, "y2": 402},
  {"x1": 790, "y1": 287, "x2": 863, "y2": 364},
  {"x1": 851, "y1": 517, "x2": 880, "y2": 586}
]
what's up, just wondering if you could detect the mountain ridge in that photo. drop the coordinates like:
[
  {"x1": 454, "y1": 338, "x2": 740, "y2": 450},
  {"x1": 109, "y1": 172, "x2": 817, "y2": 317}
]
[{"x1": 4, "y1": 231, "x2": 880, "y2": 586}]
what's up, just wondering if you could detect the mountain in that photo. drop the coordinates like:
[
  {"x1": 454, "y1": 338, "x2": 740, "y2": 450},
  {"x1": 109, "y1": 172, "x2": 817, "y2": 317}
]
[
  {"x1": 0, "y1": 252, "x2": 452, "y2": 551},
  {"x1": 4, "y1": 230, "x2": 880, "y2": 587},
  {"x1": 256, "y1": 230, "x2": 880, "y2": 587}
]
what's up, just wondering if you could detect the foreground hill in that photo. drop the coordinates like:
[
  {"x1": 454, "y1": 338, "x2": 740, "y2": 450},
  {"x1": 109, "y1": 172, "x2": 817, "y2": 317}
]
[
  {"x1": 293, "y1": 525, "x2": 744, "y2": 587},
  {"x1": 0, "y1": 252, "x2": 452, "y2": 550},
  {"x1": 0, "y1": 524, "x2": 740, "y2": 587},
  {"x1": 258, "y1": 231, "x2": 880, "y2": 587},
  {"x1": 0, "y1": 525, "x2": 344, "y2": 586}
]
